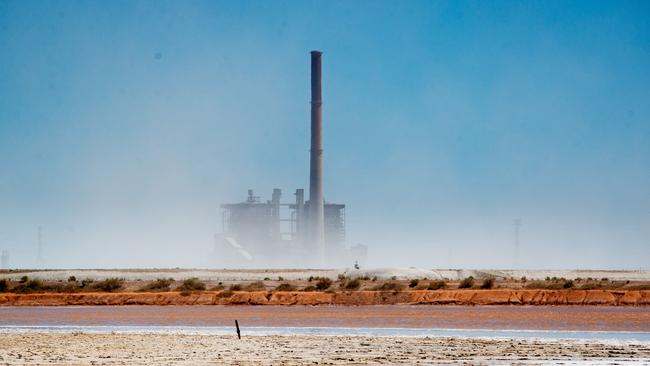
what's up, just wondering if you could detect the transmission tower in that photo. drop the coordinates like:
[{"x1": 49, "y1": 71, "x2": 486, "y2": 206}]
[
  {"x1": 513, "y1": 219, "x2": 521, "y2": 267},
  {"x1": 37, "y1": 226, "x2": 43, "y2": 266}
]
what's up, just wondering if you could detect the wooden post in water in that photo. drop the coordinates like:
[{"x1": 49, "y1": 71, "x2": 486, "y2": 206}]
[{"x1": 235, "y1": 319, "x2": 241, "y2": 339}]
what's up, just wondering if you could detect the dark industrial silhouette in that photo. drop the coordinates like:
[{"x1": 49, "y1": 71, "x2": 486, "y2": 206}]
[{"x1": 218, "y1": 51, "x2": 366, "y2": 267}]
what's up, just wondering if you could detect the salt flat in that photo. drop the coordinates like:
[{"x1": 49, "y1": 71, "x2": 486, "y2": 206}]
[{"x1": 0, "y1": 332, "x2": 648, "y2": 365}]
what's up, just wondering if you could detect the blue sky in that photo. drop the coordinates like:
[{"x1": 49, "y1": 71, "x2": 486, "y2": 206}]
[{"x1": 0, "y1": 0, "x2": 648, "y2": 268}]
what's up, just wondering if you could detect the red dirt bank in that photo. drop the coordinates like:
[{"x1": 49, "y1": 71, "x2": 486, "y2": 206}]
[{"x1": 1, "y1": 289, "x2": 649, "y2": 306}]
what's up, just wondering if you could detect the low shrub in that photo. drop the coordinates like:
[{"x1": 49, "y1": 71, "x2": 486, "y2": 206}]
[
  {"x1": 302, "y1": 285, "x2": 316, "y2": 292},
  {"x1": 427, "y1": 280, "x2": 446, "y2": 290},
  {"x1": 525, "y1": 279, "x2": 574, "y2": 290},
  {"x1": 458, "y1": 276, "x2": 474, "y2": 289},
  {"x1": 372, "y1": 282, "x2": 404, "y2": 292},
  {"x1": 68, "y1": 276, "x2": 77, "y2": 282},
  {"x1": 19, "y1": 276, "x2": 28, "y2": 283},
  {"x1": 275, "y1": 283, "x2": 295, "y2": 291},
  {"x1": 315, "y1": 278, "x2": 332, "y2": 290},
  {"x1": 578, "y1": 279, "x2": 626, "y2": 290},
  {"x1": 480, "y1": 278, "x2": 495, "y2": 289},
  {"x1": 525, "y1": 281, "x2": 561, "y2": 289},
  {"x1": 408, "y1": 279, "x2": 419, "y2": 288},
  {"x1": 176, "y1": 278, "x2": 205, "y2": 292},
  {"x1": 80, "y1": 279, "x2": 94, "y2": 288},
  {"x1": 229, "y1": 284, "x2": 242, "y2": 291},
  {"x1": 141, "y1": 278, "x2": 174, "y2": 292},
  {"x1": 341, "y1": 278, "x2": 361, "y2": 290},
  {"x1": 0, "y1": 279, "x2": 8, "y2": 292},
  {"x1": 244, "y1": 281, "x2": 265, "y2": 291},
  {"x1": 14, "y1": 279, "x2": 47, "y2": 294},
  {"x1": 93, "y1": 278, "x2": 124, "y2": 292},
  {"x1": 50, "y1": 282, "x2": 81, "y2": 293}
]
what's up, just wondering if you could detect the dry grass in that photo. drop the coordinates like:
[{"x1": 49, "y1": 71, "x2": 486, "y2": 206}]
[
  {"x1": 244, "y1": 281, "x2": 266, "y2": 291},
  {"x1": 216, "y1": 289, "x2": 235, "y2": 298},
  {"x1": 1, "y1": 274, "x2": 649, "y2": 295},
  {"x1": 372, "y1": 282, "x2": 405, "y2": 292},
  {"x1": 625, "y1": 284, "x2": 650, "y2": 291},
  {"x1": 525, "y1": 278, "x2": 574, "y2": 289}
]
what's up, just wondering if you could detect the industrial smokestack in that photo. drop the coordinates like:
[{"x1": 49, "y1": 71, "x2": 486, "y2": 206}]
[{"x1": 309, "y1": 50, "x2": 325, "y2": 263}]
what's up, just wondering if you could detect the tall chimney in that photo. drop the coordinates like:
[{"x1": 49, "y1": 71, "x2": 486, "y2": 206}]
[{"x1": 309, "y1": 50, "x2": 325, "y2": 263}]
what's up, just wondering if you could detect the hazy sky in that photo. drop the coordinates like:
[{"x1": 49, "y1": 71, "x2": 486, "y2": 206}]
[{"x1": 1, "y1": 0, "x2": 649, "y2": 269}]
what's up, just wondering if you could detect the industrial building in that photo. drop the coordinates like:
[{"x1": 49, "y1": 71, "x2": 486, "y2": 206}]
[{"x1": 217, "y1": 51, "x2": 367, "y2": 267}]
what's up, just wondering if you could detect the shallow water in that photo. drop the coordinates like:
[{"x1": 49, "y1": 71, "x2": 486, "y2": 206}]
[{"x1": 1, "y1": 305, "x2": 648, "y2": 341}]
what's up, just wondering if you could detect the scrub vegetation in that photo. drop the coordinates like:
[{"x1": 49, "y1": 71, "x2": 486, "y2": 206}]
[{"x1": 0, "y1": 274, "x2": 648, "y2": 295}]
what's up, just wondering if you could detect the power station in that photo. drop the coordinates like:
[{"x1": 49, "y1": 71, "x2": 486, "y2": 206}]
[{"x1": 218, "y1": 51, "x2": 367, "y2": 267}]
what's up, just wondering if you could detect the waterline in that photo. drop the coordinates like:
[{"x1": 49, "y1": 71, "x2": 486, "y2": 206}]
[{"x1": 2, "y1": 325, "x2": 649, "y2": 342}]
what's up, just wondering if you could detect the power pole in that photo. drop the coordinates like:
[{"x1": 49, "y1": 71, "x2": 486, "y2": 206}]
[
  {"x1": 1, "y1": 250, "x2": 9, "y2": 269},
  {"x1": 513, "y1": 219, "x2": 521, "y2": 267},
  {"x1": 37, "y1": 226, "x2": 43, "y2": 266}
]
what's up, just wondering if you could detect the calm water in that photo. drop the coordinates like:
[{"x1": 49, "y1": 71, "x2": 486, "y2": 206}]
[{"x1": 1, "y1": 305, "x2": 649, "y2": 341}]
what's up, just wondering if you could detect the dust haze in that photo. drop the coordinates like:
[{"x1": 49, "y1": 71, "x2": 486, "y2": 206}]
[{"x1": 0, "y1": 1, "x2": 648, "y2": 269}]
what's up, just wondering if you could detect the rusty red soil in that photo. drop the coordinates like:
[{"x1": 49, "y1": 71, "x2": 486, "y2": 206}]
[{"x1": 1, "y1": 289, "x2": 649, "y2": 306}]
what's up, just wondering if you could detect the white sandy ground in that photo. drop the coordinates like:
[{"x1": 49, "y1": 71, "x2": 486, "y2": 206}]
[
  {"x1": 0, "y1": 332, "x2": 648, "y2": 365},
  {"x1": 1, "y1": 268, "x2": 649, "y2": 282}
]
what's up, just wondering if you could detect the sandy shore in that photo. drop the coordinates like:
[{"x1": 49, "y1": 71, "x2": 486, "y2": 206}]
[{"x1": 0, "y1": 332, "x2": 648, "y2": 365}]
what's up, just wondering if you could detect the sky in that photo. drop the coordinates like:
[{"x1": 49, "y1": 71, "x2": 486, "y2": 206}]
[{"x1": 0, "y1": 0, "x2": 648, "y2": 269}]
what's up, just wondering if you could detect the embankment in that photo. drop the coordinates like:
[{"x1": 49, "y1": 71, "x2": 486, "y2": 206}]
[{"x1": 1, "y1": 289, "x2": 649, "y2": 306}]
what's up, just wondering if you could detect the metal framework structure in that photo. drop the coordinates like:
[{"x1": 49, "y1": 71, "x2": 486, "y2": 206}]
[
  {"x1": 217, "y1": 51, "x2": 365, "y2": 267},
  {"x1": 220, "y1": 189, "x2": 346, "y2": 265}
]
